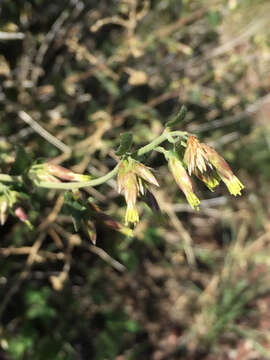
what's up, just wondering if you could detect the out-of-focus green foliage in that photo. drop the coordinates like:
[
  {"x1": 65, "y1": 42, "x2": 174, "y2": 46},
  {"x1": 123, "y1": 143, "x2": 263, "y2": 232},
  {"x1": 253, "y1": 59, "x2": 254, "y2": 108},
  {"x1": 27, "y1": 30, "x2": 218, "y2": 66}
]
[{"x1": 1, "y1": 0, "x2": 270, "y2": 359}]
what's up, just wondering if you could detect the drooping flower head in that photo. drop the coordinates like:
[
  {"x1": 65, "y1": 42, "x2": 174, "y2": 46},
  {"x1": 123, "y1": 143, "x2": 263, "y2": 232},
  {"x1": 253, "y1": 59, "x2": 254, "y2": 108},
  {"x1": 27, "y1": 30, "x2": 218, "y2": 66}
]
[
  {"x1": 202, "y1": 144, "x2": 244, "y2": 196},
  {"x1": 168, "y1": 154, "x2": 200, "y2": 210},
  {"x1": 117, "y1": 158, "x2": 159, "y2": 225},
  {"x1": 183, "y1": 136, "x2": 244, "y2": 196}
]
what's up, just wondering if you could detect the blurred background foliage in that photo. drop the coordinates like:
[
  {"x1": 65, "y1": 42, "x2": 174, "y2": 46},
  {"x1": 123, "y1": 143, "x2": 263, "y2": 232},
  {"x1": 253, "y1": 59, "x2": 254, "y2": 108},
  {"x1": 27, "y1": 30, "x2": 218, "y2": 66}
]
[{"x1": 0, "y1": 0, "x2": 270, "y2": 359}]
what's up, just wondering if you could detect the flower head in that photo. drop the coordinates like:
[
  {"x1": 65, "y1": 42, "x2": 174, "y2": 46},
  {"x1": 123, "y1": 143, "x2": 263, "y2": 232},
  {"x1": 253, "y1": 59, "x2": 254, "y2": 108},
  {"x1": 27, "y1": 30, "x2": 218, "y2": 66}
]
[
  {"x1": 117, "y1": 158, "x2": 159, "y2": 225},
  {"x1": 184, "y1": 136, "x2": 244, "y2": 196},
  {"x1": 117, "y1": 159, "x2": 139, "y2": 225},
  {"x1": 168, "y1": 155, "x2": 200, "y2": 210},
  {"x1": 201, "y1": 144, "x2": 244, "y2": 196}
]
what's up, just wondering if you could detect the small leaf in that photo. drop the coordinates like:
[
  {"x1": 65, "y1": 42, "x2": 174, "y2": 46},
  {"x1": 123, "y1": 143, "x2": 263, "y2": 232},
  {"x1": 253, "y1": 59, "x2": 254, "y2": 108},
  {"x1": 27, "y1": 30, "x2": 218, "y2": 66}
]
[
  {"x1": 115, "y1": 132, "x2": 133, "y2": 156},
  {"x1": 166, "y1": 105, "x2": 187, "y2": 128},
  {"x1": 64, "y1": 192, "x2": 86, "y2": 232},
  {"x1": 71, "y1": 212, "x2": 82, "y2": 232},
  {"x1": 207, "y1": 10, "x2": 222, "y2": 28},
  {"x1": 85, "y1": 219, "x2": 97, "y2": 245},
  {"x1": 10, "y1": 146, "x2": 32, "y2": 175},
  {"x1": 143, "y1": 189, "x2": 160, "y2": 212}
]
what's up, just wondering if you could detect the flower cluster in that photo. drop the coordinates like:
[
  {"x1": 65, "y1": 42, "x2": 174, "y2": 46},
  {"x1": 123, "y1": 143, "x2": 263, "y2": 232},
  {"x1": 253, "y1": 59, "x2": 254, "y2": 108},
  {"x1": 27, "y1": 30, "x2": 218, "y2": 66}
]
[
  {"x1": 117, "y1": 157, "x2": 159, "y2": 225},
  {"x1": 0, "y1": 118, "x2": 245, "y2": 237},
  {"x1": 164, "y1": 135, "x2": 244, "y2": 211},
  {"x1": 115, "y1": 135, "x2": 244, "y2": 224}
]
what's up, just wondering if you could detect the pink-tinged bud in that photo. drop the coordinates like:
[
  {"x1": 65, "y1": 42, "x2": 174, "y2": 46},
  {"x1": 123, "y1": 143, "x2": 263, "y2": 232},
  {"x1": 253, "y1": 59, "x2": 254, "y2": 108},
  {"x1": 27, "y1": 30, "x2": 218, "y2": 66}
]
[
  {"x1": 168, "y1": 156, "x2": 200, "y2": 210},
  {"x1": 14, "y1": 207, "x2": 28, "y2": 222},
  {"x1": 134, "y1": 162, "x2": 159, "y2": 187},
  {"x1": 102, "y1": 213, "x2": 134, "y2": 235},
  {"x1": 0, "y1": 196, "x2": 9, "y2": 225},
  {"x1": 45, "y1": 163, "x2": 91, "y2": 182},
  {"x1": 37, "y1": 171, "x2": 61, "y2": 183},
  {"x1": 85, "y1": 219, "x2": 97, "y2": 245},
  {"x1": 88, "y1": 202, "x2": 133, "y2": 237},
  {"x1": 202, "y1": 144, "x2": 244, "y2": 196},
  {"x1": 184, "y1": 136, "x2": 210, "y2": 175},
  {"x1": 29, "y1": 168, "x2": 61, "y2": 184}
]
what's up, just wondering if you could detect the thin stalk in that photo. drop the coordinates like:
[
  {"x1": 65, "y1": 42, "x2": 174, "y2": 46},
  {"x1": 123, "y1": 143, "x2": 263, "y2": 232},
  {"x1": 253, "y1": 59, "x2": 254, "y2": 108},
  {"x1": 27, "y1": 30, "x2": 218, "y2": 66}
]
[{"x1": 136, "y1": 130, "x2": 187, "y2": 157}]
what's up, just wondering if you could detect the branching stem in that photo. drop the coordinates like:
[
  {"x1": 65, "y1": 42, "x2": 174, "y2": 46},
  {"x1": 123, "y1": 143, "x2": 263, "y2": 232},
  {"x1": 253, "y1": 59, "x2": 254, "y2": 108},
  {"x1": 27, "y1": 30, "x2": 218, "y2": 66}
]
[{"x1": 0, "y1": 130, "x2": 188, "y2": 190}]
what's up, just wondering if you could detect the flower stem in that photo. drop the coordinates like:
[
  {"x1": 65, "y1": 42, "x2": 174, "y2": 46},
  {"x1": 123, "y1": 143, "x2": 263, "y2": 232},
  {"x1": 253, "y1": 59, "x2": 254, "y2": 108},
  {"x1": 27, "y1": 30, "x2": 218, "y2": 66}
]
[
  {"x1": 0, "y1": 130, "x2": 188, "y2": 190},
  {"x1": 136, "y1": 130, "x2": 187, "y2": 157}
]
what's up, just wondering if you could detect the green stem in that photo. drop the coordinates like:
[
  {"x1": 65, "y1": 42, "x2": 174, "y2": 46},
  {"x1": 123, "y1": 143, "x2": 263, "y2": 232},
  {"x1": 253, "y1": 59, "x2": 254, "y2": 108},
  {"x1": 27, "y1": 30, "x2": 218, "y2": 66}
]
[
  {"x1": 0, "y1": 130, "x2": 188, "y2": 190},
  {"x1": 136, "y1": 130, "x2": 187, "y2": 157}
]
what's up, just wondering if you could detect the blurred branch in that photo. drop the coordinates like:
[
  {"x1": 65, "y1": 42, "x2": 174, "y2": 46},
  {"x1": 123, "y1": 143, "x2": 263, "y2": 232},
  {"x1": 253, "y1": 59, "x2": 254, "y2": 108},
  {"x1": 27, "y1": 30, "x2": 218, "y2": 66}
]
[
  {"x1": 18, "y1": 110, "x2": 71, "y2": 153},
  {"x1": 0, "y1": 31, "x2": 25, "y2": 40},
  {"x1": 206, "y1": 17, "x2": 269, "y2": 60},
  {"x1": 0, "y1": 233, "x2": 45, "y2": 319},
  {"x1": 89, "y1": 245, "x2": 126, "y2": 272},
  {"x1": 31, "y1": 0, "x2": 85, "y2": 84},
  {"x1": 189, "y1": 93, "x2": 270, "y2": 132},
  {"x1": 0, "y1": 247, "x2": 65, "y2": 261}
]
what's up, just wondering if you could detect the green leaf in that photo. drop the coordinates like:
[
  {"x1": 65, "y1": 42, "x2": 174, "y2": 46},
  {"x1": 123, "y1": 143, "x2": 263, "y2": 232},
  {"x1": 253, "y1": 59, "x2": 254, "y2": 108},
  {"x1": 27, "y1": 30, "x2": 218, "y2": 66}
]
[
  {"x1": 207, "y1": 10, "x2": 222, "y2": 28},
  {"x1": 64, "y1": 192, "x2": 86, "y2": 232},
  {"x1": 115, "y1": 132, "x2": 133, "y2": 156},
  {"x1": 165, "y1": 105, "x2": 187, "y2": 128},
  {"x1": 24, "y1": 287, "x2": 56, "y2": 320},
  {"x1": 7, "y1": 335, "x2": 33, "y2": 359},
  {"x1": 10, "y1": 146, "x2": 32, "y2": 175}
]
